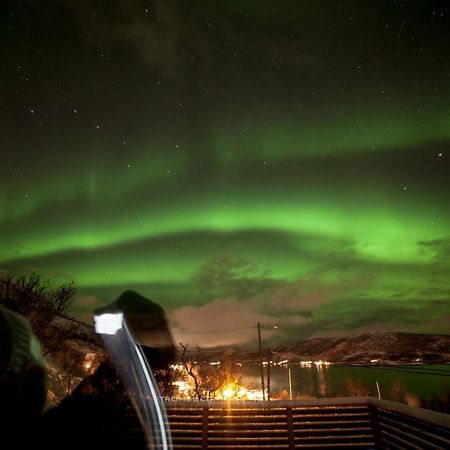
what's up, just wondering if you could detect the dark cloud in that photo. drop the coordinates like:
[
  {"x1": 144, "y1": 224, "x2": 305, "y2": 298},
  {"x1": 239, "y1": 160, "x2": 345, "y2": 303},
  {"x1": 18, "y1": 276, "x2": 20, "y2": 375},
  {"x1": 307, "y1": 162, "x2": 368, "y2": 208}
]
[
  {"x1": 69, "y1": 0, "x2": 211, "y2": 79},
  {"x1": 4, "y1": 225, "x2": 448, "y2": 332},
  {"x1": 316, "y1": 299, "x2": 450, "y2": 332},
  {"x1": 418, "y1": 238, "x2": 450, "y2": 263},
  {"x1": 193, "y1": 254, "x2": 283, "y2": 299},
  {"x1": 169, "y1": 267, "x2": 380, "y2": 346}
]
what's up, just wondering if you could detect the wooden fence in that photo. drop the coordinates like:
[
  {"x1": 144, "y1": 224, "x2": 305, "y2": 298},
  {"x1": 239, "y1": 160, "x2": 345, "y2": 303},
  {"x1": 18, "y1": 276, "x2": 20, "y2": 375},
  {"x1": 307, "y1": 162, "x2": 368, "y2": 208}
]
[
  {"x1": 370, "y1": 397, "x2": 450, "y2": 450},
  {"x1": 124, "y1": 397, "x2": 450, "y2": 449}
]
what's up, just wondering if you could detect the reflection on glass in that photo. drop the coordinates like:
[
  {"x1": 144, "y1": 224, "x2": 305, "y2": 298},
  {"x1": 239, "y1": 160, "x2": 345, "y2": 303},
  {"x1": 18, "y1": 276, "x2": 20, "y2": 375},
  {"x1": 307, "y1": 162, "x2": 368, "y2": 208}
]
[{"x1": 95, "y1": 311, "x2": 172, "y2": 450}]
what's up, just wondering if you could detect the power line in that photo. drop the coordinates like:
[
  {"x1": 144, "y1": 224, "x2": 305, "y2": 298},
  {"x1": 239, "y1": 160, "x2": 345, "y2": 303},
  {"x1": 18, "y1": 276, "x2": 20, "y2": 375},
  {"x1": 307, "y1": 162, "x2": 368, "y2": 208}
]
[
  {"x1": 169, "y1": 325, "x2": 257, "y2": 335},
  {"x1": 131, "y1": 326, "x2": 256, "y2": 336}
]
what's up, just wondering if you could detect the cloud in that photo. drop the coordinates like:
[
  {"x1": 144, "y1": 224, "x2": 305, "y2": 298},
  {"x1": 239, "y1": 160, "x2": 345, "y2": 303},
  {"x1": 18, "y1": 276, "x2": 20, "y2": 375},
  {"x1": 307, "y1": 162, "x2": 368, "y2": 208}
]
[
  {"x1": 315, "y1": 298, "x2": 450, "y2": 333},
  {"x1": 413, "y1": 314, "x2": 450, "y2": 334},
  {"x1": 168, "y1": 260, "x2": 450, "y2": 347},
  {"x1": 169, "y1": 267, "x2": 373, "y2": 347},
  {"x1": 170, "y1": 295, "x2": 312, "y2": 348},
  {"x1": 308, "y1": 323, "x2": 408, "y2": 339},
  {"x1": 68, "y1": 0, "x2": 210, "y2": 79},
  {"x1": 418, "y1": 238, "x2": 450, "y2": 263},
  {"x1": 51, "y1": 0, "x2": 325, "y2": 86},
  {"x1": 194, "y1": 254, "x2": 283, "y2": 299},
  {"x1": 268, "y1": 273, "x2": 338, "y2": 313},
  {"x1": 6, "y1": 216, "x2": 447, "y2": 344},
  {"x1": 170, "y1": 297, "x2": 273, "y2": 347}
]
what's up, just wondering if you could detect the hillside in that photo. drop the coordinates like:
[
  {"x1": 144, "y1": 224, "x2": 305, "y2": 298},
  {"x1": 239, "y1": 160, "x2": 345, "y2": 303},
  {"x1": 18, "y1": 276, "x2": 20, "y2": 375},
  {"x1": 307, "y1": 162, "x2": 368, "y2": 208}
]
[
  {"x1": 206, "y1": 332, "x2": 450, "y2": 365},
  {"x1": 271, "y1": 332, "x2": 450, "y2": 365}
]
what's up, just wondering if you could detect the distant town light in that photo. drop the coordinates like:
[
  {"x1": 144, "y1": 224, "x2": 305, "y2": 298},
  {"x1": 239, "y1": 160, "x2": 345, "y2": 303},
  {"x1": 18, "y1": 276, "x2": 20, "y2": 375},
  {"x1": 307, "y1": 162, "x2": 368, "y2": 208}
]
[
  {"x1": 83, "y1": 352, "x2": 96, "y2": 373},
  {"x1": 222, "y1": 385, "x2": 235, "y2": 400},
  {"x1": 300, "y1": 360, "x2": 331, "y2": 368}
]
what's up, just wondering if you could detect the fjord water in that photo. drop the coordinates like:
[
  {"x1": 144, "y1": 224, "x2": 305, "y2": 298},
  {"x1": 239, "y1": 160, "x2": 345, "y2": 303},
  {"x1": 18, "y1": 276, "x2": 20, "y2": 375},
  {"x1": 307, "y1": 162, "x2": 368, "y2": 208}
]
[{"x1": 242, "y1": 364, "x2": 450, "y2": 400}]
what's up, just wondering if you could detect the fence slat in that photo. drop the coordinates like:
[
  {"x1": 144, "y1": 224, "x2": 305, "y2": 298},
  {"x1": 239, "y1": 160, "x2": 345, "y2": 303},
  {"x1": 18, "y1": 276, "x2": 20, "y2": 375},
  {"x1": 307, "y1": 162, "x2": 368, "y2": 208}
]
[{"x1": 122, "y1": 398, "x2": 450, "y2": 449}]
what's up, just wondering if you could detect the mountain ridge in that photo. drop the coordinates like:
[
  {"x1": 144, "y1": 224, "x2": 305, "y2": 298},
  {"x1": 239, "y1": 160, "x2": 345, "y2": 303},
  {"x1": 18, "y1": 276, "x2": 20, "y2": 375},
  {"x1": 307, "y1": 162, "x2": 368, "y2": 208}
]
[{"x1": 204, "y1": 332, "x2": 450, "y2": 365}]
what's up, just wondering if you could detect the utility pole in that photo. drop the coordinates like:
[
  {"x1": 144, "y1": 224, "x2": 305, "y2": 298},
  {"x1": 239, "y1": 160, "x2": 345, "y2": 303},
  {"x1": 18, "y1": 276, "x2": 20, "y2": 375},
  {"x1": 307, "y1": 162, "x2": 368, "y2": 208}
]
[
  {"x1": 288, "y1": 368, "x2": 293, "y2": 400},
  {"x1": 258, "y1": 322, "x2": 265, "y2": 401},
  {"x1": 267, "y1": 347, "x2": 271, "y2": 401}
]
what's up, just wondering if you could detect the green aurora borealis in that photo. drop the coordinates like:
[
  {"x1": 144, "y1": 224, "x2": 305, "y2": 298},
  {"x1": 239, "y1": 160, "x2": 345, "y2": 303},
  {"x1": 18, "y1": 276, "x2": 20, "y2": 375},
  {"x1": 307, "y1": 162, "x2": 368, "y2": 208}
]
[{"x1": 1, "y1": 1, "x2": 449, "y2": 344}]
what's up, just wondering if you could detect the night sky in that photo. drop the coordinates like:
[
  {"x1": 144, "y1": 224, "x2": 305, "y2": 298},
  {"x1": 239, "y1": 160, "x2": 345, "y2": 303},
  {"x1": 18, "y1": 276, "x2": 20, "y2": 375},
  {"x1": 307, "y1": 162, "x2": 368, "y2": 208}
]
[{"x1": 1, "y1": 1, "x2": 449, "y2": 346}]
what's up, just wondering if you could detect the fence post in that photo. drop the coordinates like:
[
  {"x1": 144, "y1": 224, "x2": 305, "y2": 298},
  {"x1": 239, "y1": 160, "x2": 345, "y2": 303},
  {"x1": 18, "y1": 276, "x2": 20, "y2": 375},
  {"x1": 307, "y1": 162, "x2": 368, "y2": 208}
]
[
  {"x1": 202, "y1": 405, "x2": 209, "y2": 449},
  {"x1": 286, "y1": 406, "x2": 295, "y2": 450},
  {"x1": 368, "y1": 402, "x2": 382, "y2": 449}
]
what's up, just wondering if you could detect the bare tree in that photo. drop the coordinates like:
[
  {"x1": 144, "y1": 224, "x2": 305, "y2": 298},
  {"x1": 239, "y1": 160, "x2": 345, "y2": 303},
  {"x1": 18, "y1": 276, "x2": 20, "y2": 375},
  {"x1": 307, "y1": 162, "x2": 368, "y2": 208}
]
[
  {"x1": 0, "y1": 273, "x2": 78, "y2": 353},
  {"x1": 178, "y1": 343, "x2": 242, "y2": 399},
  {"x1": 43, "y1": 321, "x2": 81, "y2": 356},
  {"x1": 179, "y1": 343, "x2": 202, "y2": 399}
]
